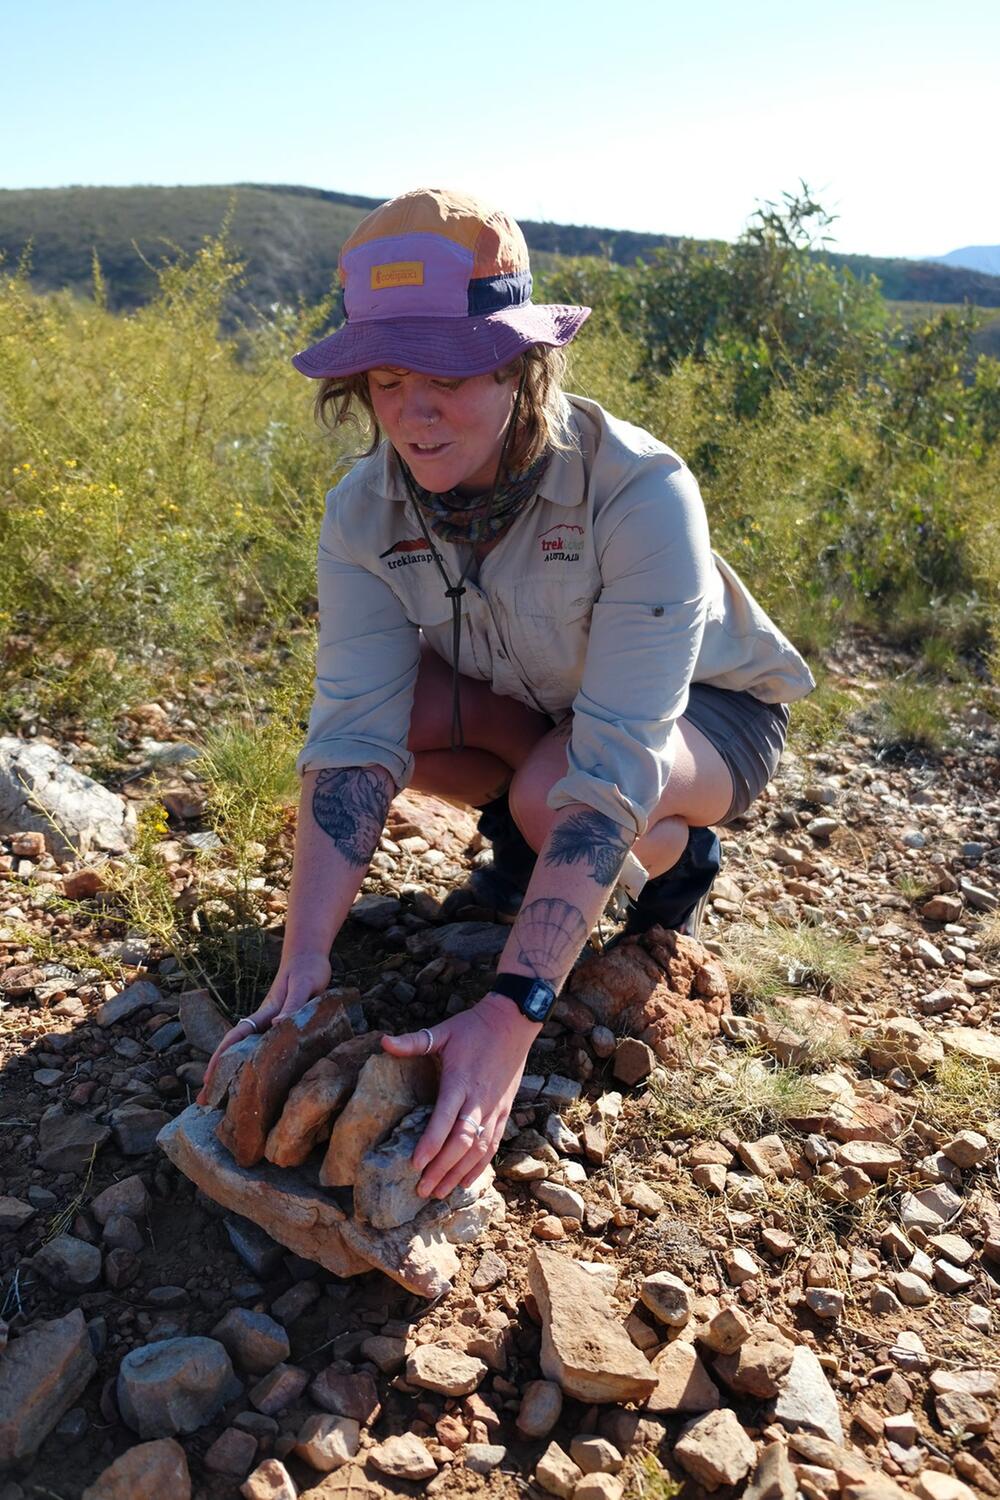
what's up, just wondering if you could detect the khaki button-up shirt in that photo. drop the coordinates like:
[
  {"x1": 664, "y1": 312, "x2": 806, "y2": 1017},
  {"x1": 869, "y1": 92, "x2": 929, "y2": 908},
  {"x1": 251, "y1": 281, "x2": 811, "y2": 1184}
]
[{"x1": 297, "y1": 395, "x2": 816, "y2": 836}]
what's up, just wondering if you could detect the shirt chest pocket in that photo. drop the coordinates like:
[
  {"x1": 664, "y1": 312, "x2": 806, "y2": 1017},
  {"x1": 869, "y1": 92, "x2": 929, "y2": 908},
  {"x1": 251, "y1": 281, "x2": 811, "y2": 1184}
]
[{"x1": 498, "y1": 576, "x2": 598, "y2": 701}]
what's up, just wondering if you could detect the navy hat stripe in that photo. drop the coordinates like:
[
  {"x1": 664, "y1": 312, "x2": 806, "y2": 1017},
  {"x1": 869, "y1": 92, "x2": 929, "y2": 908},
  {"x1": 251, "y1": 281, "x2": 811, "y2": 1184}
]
[{"x1": 467, "y1": 270, "x2": 533, "y2": 316}]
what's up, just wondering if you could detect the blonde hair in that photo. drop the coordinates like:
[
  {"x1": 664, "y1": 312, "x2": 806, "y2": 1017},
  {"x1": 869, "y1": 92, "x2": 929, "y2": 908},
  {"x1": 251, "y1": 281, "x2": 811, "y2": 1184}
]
[{"x1": 312, "y1": 343, "x2": 572, "y2": 473}]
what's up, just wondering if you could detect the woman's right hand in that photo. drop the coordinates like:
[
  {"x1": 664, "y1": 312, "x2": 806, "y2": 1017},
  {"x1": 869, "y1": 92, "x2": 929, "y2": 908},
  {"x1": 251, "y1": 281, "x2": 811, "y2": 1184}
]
[{"x1": 196, "y1": 951, "x2": 333, "y2": 1106}]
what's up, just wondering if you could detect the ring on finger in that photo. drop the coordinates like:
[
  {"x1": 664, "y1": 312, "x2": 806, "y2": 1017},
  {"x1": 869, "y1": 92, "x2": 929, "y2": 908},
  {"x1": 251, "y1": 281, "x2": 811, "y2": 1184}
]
[
  {"x1": 420, "y1": 1027, "x2": 434, "y2": 1055},
  {"x1": 458, "y1": 1113, "x2": 486, "y2": 1139},
  {"x1": 239, "y1": 1017, "x2": 259, "y2": 1032}
]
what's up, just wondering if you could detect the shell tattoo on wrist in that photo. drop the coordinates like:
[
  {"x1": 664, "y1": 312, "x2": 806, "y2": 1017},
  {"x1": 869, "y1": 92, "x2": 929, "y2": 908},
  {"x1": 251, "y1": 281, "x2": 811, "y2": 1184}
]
[{"x1": 516, "y1": 897, "x2": 588, "y2": 982}]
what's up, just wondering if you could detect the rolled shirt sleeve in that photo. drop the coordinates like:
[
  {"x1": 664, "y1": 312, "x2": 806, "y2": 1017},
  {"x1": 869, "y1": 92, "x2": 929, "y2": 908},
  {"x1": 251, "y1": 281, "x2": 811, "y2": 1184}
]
[
  {"x1": 546, "y1": 456, "x2": 712, "y2": 838},
  {"x1": 296, "y1": 490, "x2": 420, "y2": 790}
]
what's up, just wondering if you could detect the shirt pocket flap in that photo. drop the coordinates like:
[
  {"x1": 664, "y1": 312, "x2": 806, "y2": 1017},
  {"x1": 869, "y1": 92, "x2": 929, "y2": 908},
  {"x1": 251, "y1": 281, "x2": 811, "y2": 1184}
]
[{"x1": 512, "y1": 576, "x2": 598, "y2": 621}]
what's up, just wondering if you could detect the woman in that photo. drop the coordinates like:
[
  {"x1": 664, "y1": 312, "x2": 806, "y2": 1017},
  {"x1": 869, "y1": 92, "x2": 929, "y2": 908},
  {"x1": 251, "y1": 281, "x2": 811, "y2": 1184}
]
[{"x1": 200, "y1": 187, "x2": 815, "y2": 1206}]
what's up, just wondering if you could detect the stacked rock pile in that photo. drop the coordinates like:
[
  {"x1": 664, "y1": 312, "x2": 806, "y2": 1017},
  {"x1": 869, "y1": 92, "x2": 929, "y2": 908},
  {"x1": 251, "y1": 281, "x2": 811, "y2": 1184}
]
[{"x1": 158, "y1": 988, "x2": 505, "y2": 1301}]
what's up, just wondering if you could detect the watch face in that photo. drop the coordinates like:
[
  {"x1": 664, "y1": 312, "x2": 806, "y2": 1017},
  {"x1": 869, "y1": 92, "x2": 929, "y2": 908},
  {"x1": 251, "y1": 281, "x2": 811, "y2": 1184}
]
[{"x1": 523, "y1": 980, "x2": 555, "y2": 1022}]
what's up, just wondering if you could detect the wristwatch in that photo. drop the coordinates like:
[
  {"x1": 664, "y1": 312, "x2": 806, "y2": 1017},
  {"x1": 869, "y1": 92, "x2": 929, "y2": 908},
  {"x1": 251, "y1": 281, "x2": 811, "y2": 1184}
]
[{"x1": 491, "y1": 972, "x2": 558, "y2": 1024}]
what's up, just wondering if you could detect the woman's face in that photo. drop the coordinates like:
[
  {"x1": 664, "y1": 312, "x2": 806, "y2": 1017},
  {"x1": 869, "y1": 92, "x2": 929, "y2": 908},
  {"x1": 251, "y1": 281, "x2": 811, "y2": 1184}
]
[{"x1": 367, "y1": 367, "x2": 516, "y2": 495}]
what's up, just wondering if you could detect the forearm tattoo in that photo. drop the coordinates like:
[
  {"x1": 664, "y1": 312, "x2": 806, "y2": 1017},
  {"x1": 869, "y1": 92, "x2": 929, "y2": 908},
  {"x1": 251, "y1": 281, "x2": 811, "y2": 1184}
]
[
  {"x1": 312, "y1": 767, "x2": 391, "y2": 868},
  {"x1": 544, "y1": 809, "x2": 629, "y2": 888},
  {"x1": 516, "y1": 897, "x2": 588, "y2": 984}
]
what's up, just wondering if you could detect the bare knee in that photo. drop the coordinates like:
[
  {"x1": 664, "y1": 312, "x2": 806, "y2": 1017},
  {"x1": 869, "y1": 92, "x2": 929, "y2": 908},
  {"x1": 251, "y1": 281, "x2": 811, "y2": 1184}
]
[
  {"x1": 508, "y1": 750, "x2": 562, "y2": 852},
  {"x1": 634, "y1": 813, "x2": 689, "y2": 878}
]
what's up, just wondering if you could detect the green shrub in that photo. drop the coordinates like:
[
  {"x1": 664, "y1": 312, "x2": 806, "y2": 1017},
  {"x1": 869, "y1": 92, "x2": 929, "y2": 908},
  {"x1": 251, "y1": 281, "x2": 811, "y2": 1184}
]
[
  {"x1": 0, "y1": 229, "x2": 343, "y2": 743},
  {"x1": 869, "y1": 680, "x2": 958, "y2": 755}
]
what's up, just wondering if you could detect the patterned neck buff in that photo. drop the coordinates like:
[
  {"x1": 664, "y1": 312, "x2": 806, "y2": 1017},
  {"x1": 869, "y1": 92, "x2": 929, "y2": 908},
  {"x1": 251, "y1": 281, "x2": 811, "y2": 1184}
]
[{"x1": 400, "y1": 449, "x2": 550, "y2": 545}]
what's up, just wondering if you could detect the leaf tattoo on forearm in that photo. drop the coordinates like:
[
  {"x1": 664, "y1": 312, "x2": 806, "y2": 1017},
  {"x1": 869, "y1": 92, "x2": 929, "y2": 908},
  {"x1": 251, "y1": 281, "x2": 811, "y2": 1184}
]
[
  {"x1": 312, "y1": 767, "x2": 391, "y2": 867},
  {"x1": 516, "y1": 898, "x2": 588, "y2": 983},
  {"x1": 544, "y1": 809, "x2": 629, "y2": 887}
]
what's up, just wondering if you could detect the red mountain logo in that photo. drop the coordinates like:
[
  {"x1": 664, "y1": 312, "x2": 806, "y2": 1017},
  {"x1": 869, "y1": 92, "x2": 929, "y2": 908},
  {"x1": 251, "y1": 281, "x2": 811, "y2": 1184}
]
[
  {"x1": 537, "y1": 523, "x2": 583, "y2": 558},
  {"x1": 380, "y1": 536, "x2": 443, "y2": 571},
  {"x1": 380, "y1": 537, "x2": 434, "y2": 557}
]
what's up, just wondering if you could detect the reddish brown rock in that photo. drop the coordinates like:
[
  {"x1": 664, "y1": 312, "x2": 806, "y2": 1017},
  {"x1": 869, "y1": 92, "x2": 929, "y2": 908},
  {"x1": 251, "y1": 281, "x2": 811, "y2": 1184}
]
[
  {"x1": 62, "y1": 867, "x2": 106, "y2": 900},
  {"x1": 204, "y1": 1426, "x2": 258, "y2": 1476},
  {"x1": 217, "y1": 989, "x2": 355, "y2": 1167},
  {"x1": 865, "y1": 1017, "x2": 944, "y2": 1076},
  {"x1": 714, "y1": 1322, "x2": 795, "y2": 1398},
  {"x1": 294, "y1": 1412, "x2": 360, "y2": 1472},
  {"x1": 674, "y1": 1407, "x2": 756, "y2": 1488},
  {"x1": 320, "y1": 1050, "x2": 436, "y2": 1187},
  {"x1": 203, "y1": 1034, "x2": 262, "y2": 1109},
  {"x1": 835, "y1": 1141, "x2": 904, "y2": 1178},
  {"x1": 785, "y1": 1076, "x2": 903, "y2": 1143},
  {"x1": 748, "y1": 996, "x2": 853, "y2": 1066},
  {"x1": 644, "y1": 1340, "x2": 720, "y2": 1414},
  {"x1": 310, "y1": 1366, "x2": 382, "y2": 1425},
  {"x1": 248, "y1": 1363, "x2": 309, "y2": 1416},
  {"x1": 264, "y1": 1032, "x2": 384, "y2": 1167},
  {"x1": 387, "y1": 789, "x2": 478, "y2": 861},
  {"x1": 528, "y1": 1247, "x2": 658, "y2": 1404},
  {"x1": 0, "y1": 1308, "x2": 97, "y2": 1462},
  {"x1": 81, "y1": 1438, "x2": 191, "y2": 1499},
  {"x1": 568, "y1": 928, "x2": 729, "y2": 1065}
]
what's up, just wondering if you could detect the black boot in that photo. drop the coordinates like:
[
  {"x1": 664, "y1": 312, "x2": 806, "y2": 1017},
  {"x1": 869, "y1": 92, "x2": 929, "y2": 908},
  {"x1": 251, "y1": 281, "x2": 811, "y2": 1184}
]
[
  {"x1": 622, "y1": 826, "x2": 722, "y2": 939},
  {"x1": 441, "y1": 791, "x2": 537, "y2": 921}
]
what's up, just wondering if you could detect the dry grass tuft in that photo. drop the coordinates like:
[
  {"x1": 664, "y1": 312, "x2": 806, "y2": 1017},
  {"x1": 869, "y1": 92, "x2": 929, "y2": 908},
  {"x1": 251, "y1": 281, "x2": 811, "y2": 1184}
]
[
  {"x1": 977, "y1": 908, "x2": 1000, "y2": 961},
  {"x1": 624, "y1": 1452, "x2": 683, "y2": 1500},
  {"x1": 914, "y1": 1052, "x2": 1000, "y2": 1137},
  {"x1": 647, "y1": 1048, "x2": 827, "y2": 1143},
  {"x1": 720, "y1": 919, "x2": 878, "y2": 1005}
]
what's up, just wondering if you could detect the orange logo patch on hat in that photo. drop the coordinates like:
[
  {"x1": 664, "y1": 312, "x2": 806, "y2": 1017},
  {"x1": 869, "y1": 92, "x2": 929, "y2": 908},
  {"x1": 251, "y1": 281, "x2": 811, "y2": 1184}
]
[{"x1": 371, "y1": 261, "x2": 424, "y2": 290}]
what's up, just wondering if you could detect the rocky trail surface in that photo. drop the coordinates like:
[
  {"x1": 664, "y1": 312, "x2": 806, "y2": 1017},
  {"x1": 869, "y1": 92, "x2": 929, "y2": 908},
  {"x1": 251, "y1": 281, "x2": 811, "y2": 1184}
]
[{"x1": 0, "y1": 635, "x2": 999, "y2": 1500}]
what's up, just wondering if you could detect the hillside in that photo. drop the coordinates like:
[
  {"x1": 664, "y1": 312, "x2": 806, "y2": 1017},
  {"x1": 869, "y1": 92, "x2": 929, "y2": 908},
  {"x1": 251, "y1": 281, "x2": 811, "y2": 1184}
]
[
  {"x1": 2, "y1": 182, "x2": 1000, "y2": 322},
  {"x1": 932, "y1": 245, "x2": 1000, "y2": 277}
]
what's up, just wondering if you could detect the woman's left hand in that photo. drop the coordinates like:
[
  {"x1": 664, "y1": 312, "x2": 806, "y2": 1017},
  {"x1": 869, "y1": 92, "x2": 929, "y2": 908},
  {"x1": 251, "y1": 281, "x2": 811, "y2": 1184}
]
[{"x1": 380, "y1": 993, "x2": 538, "y2": 1200}]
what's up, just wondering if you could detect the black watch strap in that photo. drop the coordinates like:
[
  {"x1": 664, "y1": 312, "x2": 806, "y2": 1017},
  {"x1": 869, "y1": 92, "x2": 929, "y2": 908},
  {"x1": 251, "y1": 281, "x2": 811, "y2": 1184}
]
[{"x1": 492, "y1": 971, "x2": 557, "y2": 1023}]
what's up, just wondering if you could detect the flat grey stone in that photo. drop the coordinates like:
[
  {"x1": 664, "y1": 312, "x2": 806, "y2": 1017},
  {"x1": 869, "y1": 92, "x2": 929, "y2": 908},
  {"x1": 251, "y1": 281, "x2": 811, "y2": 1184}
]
[
  {"x1": 96, "y1": 979, "x2": 161, "y2": 1027},
  {"x1": 33, "y1": 1234, "x2": 102, "y2": 1291},
  {"x1": 179, "y1": 989, "x2": 230, "y2": 1055},
  {"x1": 111, "y1": 1107, "x2": 172, "y2": 1154},
  {"x1": 354, "y1": 1107, "x2": 431, "y2": 1229},
  {"x1": 0, "y1": 736, "x2": 134, "y2": 857},
  {"x1": 36, "y1": 1107, "x2": 110, "y2": 1174},
  {"x1": 117, "y1": 1336, "x2": 241, "y2": 1438},
  {"x1": 434, "y1": 922, "x2": 510, "y2": 961},
  {"x1": 465, "y1": 1443, "x2": 506, "y2": 1474},
  {"x1": 0, "y1": 1196, "x2": 36, "y2": 1231},
  {"x1": 773, "y1": 1345, "x2": 843, "y2": 1443},
  {"x1": 148, "y1": 1021, "x2": 184, "y2": 1053}
]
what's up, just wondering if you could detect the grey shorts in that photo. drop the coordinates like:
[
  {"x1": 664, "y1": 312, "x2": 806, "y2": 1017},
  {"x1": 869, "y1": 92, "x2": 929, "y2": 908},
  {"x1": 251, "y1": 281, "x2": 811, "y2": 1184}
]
[{"x1": 682, "y1": 683, "x2": 791, "y2": 826}]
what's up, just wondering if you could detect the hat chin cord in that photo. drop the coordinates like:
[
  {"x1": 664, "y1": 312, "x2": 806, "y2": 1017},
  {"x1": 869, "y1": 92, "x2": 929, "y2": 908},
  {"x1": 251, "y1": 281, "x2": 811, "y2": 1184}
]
[{"x1": 397, "y1": 367, "x2": 530, "y2": 755}]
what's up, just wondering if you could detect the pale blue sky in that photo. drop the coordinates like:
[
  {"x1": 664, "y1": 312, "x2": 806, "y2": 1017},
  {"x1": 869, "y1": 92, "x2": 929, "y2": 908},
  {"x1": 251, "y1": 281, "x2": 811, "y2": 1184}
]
[{"x1": 3, "y1": 0, "x2": 995, "y2": 257}]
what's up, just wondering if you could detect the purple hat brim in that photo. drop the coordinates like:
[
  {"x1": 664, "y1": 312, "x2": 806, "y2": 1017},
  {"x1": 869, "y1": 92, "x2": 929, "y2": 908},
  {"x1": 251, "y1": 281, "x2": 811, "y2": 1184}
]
[{"x1": 290, "y1": 304, "x2": 590, "y2": 380}]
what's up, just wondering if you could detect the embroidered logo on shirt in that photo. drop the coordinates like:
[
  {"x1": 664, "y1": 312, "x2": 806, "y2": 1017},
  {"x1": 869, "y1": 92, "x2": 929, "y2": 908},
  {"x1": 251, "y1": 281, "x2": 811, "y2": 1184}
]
[
  {"x1": 537, "y1": 523, "x2": 583, "y2": 562},
  {"x1": 379, "y1": 537, "x2": 443, "y2": 570},
  {"x1": 371, "y1": 261, "x2": 424, "y2": 290}
]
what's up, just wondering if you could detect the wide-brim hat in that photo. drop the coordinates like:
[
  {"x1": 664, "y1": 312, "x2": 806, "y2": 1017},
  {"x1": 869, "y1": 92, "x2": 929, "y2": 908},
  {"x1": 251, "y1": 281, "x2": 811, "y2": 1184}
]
[{"x1": 291, "y1": 187, "x2": 590, "y2": 380}]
